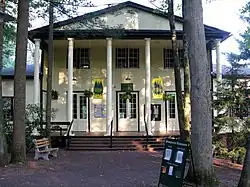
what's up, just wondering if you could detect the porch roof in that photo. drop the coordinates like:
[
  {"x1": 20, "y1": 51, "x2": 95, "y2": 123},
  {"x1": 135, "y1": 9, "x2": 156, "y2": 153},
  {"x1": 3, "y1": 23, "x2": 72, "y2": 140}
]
[
  {"x1": 29, "y1": 29, "x2": 229, "y2": 41},
  {"x1": 28, "y1": 1, "x2": 230, "y2": 42}
]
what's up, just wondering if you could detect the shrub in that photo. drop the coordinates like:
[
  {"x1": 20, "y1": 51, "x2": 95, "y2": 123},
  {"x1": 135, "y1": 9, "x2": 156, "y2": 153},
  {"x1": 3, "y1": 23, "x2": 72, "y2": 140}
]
[{"x1": 3, "y1": 104, "x2": 58, "y2": 152}]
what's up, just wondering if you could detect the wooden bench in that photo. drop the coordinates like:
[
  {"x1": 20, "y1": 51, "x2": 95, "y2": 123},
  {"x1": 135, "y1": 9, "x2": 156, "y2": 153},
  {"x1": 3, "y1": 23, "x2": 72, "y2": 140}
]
[{"x1": 33, "y1": 138, "x2": 59, "y2": 160}]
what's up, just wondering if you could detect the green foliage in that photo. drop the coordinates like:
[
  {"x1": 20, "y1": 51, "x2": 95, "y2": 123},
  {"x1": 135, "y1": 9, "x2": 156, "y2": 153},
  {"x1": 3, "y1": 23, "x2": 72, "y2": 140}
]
[
  {"x1": 213, "y1": 133, "x2": 247, "y2": 164},
  {"x1": 51, "y1": 89, "x2": 59, "y2": 100},
  {"x1": 3, "y1": 0, "x2": 93, "y2": 67},
  {"x1": 228, "y1": 147, "x2": 246, "y2": 164},
  {"x1": 212, "y1": 2, "x2": 250, "y2": 163},
  {"x1": 83, "y1": 89, "x2": 93, "y2": 98},
  {"x1": 121, "y1": 91, "x2": 132, "y2": 100},
  {"x1": 163, "y1": 92, "x2": 175, "y2": 101},
  {"x1": 3, "y1": 104, "x2": 58, "y2": 152},
  {"x1": 213, "y1": 57, "x2": 250, "y2": 133}
]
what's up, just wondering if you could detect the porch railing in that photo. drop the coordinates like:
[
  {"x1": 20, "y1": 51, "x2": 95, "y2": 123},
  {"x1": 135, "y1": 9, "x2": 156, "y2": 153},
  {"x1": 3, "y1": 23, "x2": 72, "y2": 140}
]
[
  {"x1": 66, "y1": 119, "x2": 74, "y2": 149},
  {"x1": 110, "y1": 119, "x2": 113, "y2": 148}
]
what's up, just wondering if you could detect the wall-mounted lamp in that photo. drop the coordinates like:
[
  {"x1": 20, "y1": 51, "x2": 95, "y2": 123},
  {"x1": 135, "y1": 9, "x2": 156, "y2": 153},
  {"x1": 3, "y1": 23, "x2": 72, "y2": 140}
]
[
  {"x1": 73, "y1": 78, "x2": 77, "y2": 85},
  {"x1": 125, "y1": 76, "x2": 131, "y2": 81}
]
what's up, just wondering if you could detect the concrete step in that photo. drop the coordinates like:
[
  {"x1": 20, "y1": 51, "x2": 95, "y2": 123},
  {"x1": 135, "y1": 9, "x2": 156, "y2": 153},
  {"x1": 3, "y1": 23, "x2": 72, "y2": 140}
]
[{"x1": 67, "y1": 135, "x2": 165, "y2": 151}]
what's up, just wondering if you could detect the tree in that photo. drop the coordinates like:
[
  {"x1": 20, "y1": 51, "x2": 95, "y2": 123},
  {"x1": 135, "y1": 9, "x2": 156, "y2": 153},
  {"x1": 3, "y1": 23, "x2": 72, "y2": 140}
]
[
  {"x1": 0, "y1": 0, "x2": 8, "y2": 165},
  {"x1": 182, "y1": 0, "x2": 191, "y2": 140},
  {"x1": 235, "y1": 2, "x2": 250, "y2": 186},
  {"x1": 185, "y1": 0, "x2": 215, "y2": 185},
  {"x1": 213, "y1": 56, "x2": 249, "y2": 163},
  {"x1": 167, "y1": 0, "x2": 186, "y2": 140},
  {"x1": 45, "y1": 0, "x2": 54, "y2": 139},
  {"x1": 11, "y1": 0, "x2": 29, "y2": 163}
]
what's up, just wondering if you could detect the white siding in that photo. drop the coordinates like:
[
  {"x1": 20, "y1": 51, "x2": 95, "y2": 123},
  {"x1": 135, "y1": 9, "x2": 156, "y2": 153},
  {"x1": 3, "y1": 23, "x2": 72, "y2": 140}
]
[
  {"x1": 2, "y1": 79, "x2": 34, "y2": 105},
  {"x1": 45, "y1": 39, "x2": 184, "y2": 132},
  {"x1": 56, "y1": 8, "x2": 183, "y2": 31}
]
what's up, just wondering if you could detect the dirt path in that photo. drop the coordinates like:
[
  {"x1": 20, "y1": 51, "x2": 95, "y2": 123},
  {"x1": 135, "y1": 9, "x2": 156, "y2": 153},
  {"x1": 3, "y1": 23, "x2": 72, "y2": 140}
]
[{"x1": 0, "y1": 151, "x2": 241, "y2": 187}]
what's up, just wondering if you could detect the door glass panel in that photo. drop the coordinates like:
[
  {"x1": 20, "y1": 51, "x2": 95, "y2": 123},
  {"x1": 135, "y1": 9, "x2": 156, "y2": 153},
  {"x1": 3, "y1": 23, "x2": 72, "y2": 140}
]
[
  {"x1": 119, "y1": 96, "x2": 127, "y2": 118},
  {"x1": 79, "y1": 96, "x2": 87, "y2": 119},
  {"x1": 73, "y1": 94, "x2": 77, "y2": 119},
  {"x1": 168, "y1": 94, "x2": 176, "y2": 118},
  {"x1": 130, "y1": 94, "x2": 137, "y2": 119}
]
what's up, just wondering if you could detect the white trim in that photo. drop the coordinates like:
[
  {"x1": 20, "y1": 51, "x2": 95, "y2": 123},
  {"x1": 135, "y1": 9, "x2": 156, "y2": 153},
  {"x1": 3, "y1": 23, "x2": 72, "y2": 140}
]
[
  {"x1": 105, "y1": 38, "x2": 113, "y2": 135},
  {"x1": 67, "y1": 38, "x2": 74, "y2": 122},
  {"x1": 145, "y1": 38, "x2": 153, "y2": 135},
  {"x1": 33, "y1": 39, "x2": 41, "y2": 105}
]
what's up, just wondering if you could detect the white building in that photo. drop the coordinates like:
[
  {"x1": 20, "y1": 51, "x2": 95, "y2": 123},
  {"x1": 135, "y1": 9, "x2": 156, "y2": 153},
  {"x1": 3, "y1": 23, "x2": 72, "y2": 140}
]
[{"x1": 27, "y1": 1, "x2": 230, "y2": 136}]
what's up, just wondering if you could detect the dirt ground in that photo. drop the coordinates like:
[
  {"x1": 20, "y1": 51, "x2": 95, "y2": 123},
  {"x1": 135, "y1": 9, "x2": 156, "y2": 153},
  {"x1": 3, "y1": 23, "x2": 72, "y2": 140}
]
[{"x1": 0, "y1": 150, "x2": 241, "y2": 187}]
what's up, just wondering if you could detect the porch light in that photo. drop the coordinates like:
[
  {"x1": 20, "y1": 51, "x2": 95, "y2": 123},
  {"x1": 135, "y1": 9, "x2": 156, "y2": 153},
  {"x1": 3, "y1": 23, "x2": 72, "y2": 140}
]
[{"x1": 73, "y1": 78, "x2": 77, "y2": 85}]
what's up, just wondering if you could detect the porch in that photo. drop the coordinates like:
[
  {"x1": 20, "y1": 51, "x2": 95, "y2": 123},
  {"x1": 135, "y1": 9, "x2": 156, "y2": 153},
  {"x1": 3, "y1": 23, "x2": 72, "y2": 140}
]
[{"x1": 35, "y1": 37, "x2": 222, "y2": 136}]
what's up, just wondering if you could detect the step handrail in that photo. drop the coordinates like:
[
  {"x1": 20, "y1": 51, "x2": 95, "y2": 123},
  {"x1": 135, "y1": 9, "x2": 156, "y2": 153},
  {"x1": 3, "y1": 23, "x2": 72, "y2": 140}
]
[
  {"x1": 110, "y1": 119, "x2": 113, "y2": 148},
  {"x1": 66, "y1": 119, "x2": 74, "y2": 149},
  {"x1": 144, "y1": 109, "x2": 149, "y2": 149}
]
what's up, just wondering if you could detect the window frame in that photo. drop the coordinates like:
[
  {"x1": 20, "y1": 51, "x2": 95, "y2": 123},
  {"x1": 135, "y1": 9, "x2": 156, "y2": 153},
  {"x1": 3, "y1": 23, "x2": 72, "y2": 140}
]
[
  {"x1": 116, "y1": 48, "x2": 140, "y2": 68},
  {"x1": 67, "y1": 48, "x2": 91, "y2": 69},
  {"x1": 163, "y1": 48, "x2": 184, "y2": 69},
  {"x1": 151, "y1": 104, "x2": 161, "y2": 121}
]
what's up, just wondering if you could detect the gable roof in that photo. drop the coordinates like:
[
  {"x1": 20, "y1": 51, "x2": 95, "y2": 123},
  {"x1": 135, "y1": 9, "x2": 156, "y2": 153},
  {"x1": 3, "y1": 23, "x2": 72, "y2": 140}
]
[
  {"x1": 2, "y1": 64, "x2": 41, "y2": 79},
  {"x1": 212, "y1": 64, "x2": 250, "y2": 78},
  {"x1": 29, "y1": 1, "x2": 230, "y2": 41}
]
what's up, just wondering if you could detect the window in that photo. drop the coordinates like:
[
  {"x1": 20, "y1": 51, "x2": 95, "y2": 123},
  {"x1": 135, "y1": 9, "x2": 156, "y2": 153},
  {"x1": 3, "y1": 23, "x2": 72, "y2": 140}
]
[
  {"x1": 151, "y1": 104, "x2": 161, "y2": 121},
  {"x1": 116, "y1": 48, "x2": 139, "y2": 68},
  {"x1": 71, "y1": 48, "x2": 90, "y2": 69},
  {"x1": 168, "y1": 94, "x2": 176, "y2": 118},
  {"x1": 3, "y1": 97, "x2": 14, "y2": 121},
  {"x1": 163, "y1": 48, "x2": 184, "y2": 68}
]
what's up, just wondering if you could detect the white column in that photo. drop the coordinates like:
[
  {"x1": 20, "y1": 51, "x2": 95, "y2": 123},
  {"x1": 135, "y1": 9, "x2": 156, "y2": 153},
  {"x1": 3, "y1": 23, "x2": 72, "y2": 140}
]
[
  {"x1": 105, "y1": 38, "x2": 113, "y2": 136},
  {"x1": 215, "y1": 40, "x2": 222, "y2": 82},
  {"x1": 145, "y1": 38, "x2": 153, "y2": 135},
  {"x1": 67, "y1": 38, "x2": 74, "y2": 122},
  {"x1": 33, "y1": 39, "x2": 41, "y2": 104}
]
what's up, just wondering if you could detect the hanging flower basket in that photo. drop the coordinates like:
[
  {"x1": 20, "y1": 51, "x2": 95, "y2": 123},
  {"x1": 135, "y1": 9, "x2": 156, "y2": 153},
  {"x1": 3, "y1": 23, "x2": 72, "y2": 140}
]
[
  {"x1": 121, "y1": 91, "x2": 132, "y2": 100},
  {"x1": 52, "y1": 90, "x2": 59, "y2": 100},
  {"x1": 84, "y1": 89, "x2": 93, "y2": 98},
  {"x1": 162, "y1": 93, "x2": 174, "y2": 102}
]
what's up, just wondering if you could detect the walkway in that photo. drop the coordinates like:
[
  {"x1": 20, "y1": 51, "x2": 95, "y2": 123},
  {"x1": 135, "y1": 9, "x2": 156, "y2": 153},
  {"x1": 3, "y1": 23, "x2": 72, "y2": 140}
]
[{"x1": 0, "y1": 150, "x2": 240, "y2": 187}]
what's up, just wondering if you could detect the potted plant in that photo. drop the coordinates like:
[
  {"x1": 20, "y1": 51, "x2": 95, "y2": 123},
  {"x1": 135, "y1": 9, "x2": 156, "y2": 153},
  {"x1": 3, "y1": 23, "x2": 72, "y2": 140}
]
[
  {"x1": 121, "y1": 91, "x2": 132, "y2": 100},
  {"x1": 51, "y1": 90, "x2": 59, "y2": 100},
  {"x1": 84, "y1": 89, "x2": 93, "y2": 98}
]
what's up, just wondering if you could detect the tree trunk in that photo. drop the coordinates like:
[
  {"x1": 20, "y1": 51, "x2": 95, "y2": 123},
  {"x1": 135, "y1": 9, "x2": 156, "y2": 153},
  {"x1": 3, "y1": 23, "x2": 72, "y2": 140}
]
[
  {"x1": 167, "y1": 0, "x2": 185, "y2": 140},
  {"x1": 238, "y1": 135, "x2": 250, "y2": 187},
  {"x1": 11, "y1": 0, "x2": 29, "y2": 163},
  {"x1": 45, "y1": 1, "x2": 53, "y2": 139},
  {"x1": 182, "y1": 0, "x2": 193, "y2": 181},
  {"x1": 0, "y1": 0, "x2": 8, "y2": 166},
  {"x1": 183, "y1": 24, "x2": 191, "y2": 139},
  {"x1": 185, "y1": 0, "x2": 216, "y2": 185}
]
